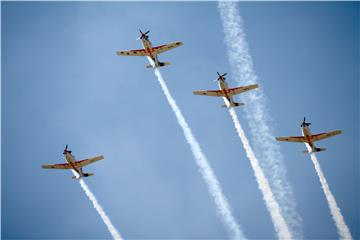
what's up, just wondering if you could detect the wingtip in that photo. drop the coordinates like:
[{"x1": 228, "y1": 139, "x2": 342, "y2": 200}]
[
  {"x1": 251, "y1": 83, "x2": 259, "y2": 89},
  {"x1": 94, "y1": 155, "x2": 105, "y2": 161}
]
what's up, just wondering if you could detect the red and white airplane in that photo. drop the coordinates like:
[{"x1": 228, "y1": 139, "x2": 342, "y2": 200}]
[
  {"x1": 41, "y1": 145, "x2": 104, "y2": 179},
  {"x1": 276, "y1": 117, "x2": 342, "y2": 154},
  {"x1": 193, "y1": 72, "x2": 259, "y2": 108},
  {"x1": 116, "y1": 30, "x2": 183, "y2": 68}
]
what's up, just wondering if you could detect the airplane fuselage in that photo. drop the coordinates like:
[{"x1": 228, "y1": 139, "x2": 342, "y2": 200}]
[
  {"x1": 301, "y1": 125, "x2": 316, "y2": 151},
  {"x1": 64, "y1": 152, "x2": 84, "y2": 176},
  {"x1": 141, "y1": 37, "x2": 160, "y2": 66},
  {"x1": 218, "y1": 78, "x2": 234, "y2": 105}
]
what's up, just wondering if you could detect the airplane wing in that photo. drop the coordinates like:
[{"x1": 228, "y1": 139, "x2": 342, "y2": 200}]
[
  {"x1": 311, "y1": 130, "x2": 342, "y2": 142},
  {"x1": 75, "y1": 155, "x2": 104, "y2": 168},
  {"x1": 228, "y1": 84, "x2": 259, "y2": 96},
  {"x1": 151, "y1": 42, "x2": 183, "y2": 55},
  {"x1": 275, "y1": 136, "x2": 307, "y2": 143},
  {"x1": 193, "y1": 90, "x2": 224, "y2": 97},
  {"x1": 42, "y1": 163, "x2": 72, "y2": 170},
  {"x1": 116, "y1": 49, "x2": 148, "y2": 56}
]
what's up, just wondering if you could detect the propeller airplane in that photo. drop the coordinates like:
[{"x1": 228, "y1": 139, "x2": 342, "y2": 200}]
[
  {"x1": 276, "y1": 117, "x2": 342, "y2": 154},
  {"x1": 116, "y1": 30, "x2": 183, "y2": 68},
  {"x1": 41, "y1": 145, "x2": 104, "y2": 179},
  {"x1": 193, "y1": 72, "x2": 259, "y2": 108}
]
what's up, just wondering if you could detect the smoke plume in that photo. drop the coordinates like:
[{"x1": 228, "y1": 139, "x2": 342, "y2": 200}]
[
  {"x1": 73, "y1": 171, "x2": 122, "y2": 240},
  {"x1": 218, "y1": 2, "x2": 303, "y2": 237},
  {"x1": 149, "y1": 60, "x2": 245, "y2": 239},
  {"x1": 228, "y1": 107, "x2": 292, "y2": 239},
  {"x1": 306, "y1": 147, "x2": 352, "y2": 240}
]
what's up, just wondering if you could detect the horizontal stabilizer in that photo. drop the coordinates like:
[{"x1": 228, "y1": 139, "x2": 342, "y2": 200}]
[
  {"x1": 315, "y1": 147, "x2": 326, "y2": 153},
  {"x1": 302, "y1": 147, "x2": 326, "y2": 154},
  {"x1": 159, "y1": 62, "x2": 170, "y2": 67},
  {"x1": 221, "y1": 102, "x2": 244, "y2": 108},
  {"x1": 72, "y1": 173, "x2": 94, "y2": 179},
  {"x1": 146, "y1": 62, "x2": 171, "y2": 68}
]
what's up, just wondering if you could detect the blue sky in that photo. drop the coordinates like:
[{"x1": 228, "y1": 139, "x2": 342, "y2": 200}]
[{"x1": 2, "y1": 2, "x2": 358, "y2": 239}]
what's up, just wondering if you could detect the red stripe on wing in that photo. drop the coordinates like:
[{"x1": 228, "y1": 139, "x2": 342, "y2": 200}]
[{"x1": 207, "y1": 90, "x2": 222, "y2": 93}]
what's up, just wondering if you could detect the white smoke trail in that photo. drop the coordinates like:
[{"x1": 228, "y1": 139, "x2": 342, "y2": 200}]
[
  {"x1": 228, "y1": 107, "x2": 292, "y2": 239},
  {"x1": 306, "y1": 147, "x2": 353, "y2": 240},
  {"x1": 72, "y1": 171, "x2": 122, "y2": 240},
  {"x1": 218, "y1": 2, "x2": 303, "y2": 238},
  {"x1": 149, "y1": 61, "x2": 245, "y2": 239}
]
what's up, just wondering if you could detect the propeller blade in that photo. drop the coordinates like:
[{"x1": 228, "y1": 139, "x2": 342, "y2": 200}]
[
  {"x1": 138, "y1": 29, "x2": 144, "y2": 40},
  {"x1": 301, "y1": 117, "x2": 312, "y2": 127},
  {"x1": 216, "y1": 72, "x2": 227, "y2": 78},
  {"x1": 137, "y1": 30, "x2": 149, "y2": 40},
  {"x1": 63, "y1": 144, "x2": 69, "y2": 154},
  {"x1": 301, "y1": 117, "x2": 305, "y2": 126}
]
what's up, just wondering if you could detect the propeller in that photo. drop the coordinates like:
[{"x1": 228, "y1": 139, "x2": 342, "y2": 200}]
[
  {"x1": 301, "y1": 117, "x2": 311, "y2": 127},
  {"x1": 143, "y1": 30, "x2": 150, "y2": 35},
  {"x1": 63, "y1": 144, "x2": 72, "y2": 154},
  {"x1": 215, "y1": 72, "x2": 227, "y2": 81},
  {"x1": 137, "y1": 29, "x2": 150, "y2": 40}
]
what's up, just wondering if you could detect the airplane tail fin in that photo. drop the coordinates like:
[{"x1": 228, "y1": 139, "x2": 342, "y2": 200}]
[
  {"x1": 302, "y1": 147, "x2": 326, "y2": 154},
  {"x1": 221, "y1": 102, "x2": 244, "y2": 108},
  {"x1": 146, "y1": 62, "x2": 171, "y2": 68}
]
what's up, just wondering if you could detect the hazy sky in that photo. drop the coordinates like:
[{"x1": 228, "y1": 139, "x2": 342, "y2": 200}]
[{"x1": 2, "y1": 2, "x2": 358, "y2": 239}]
